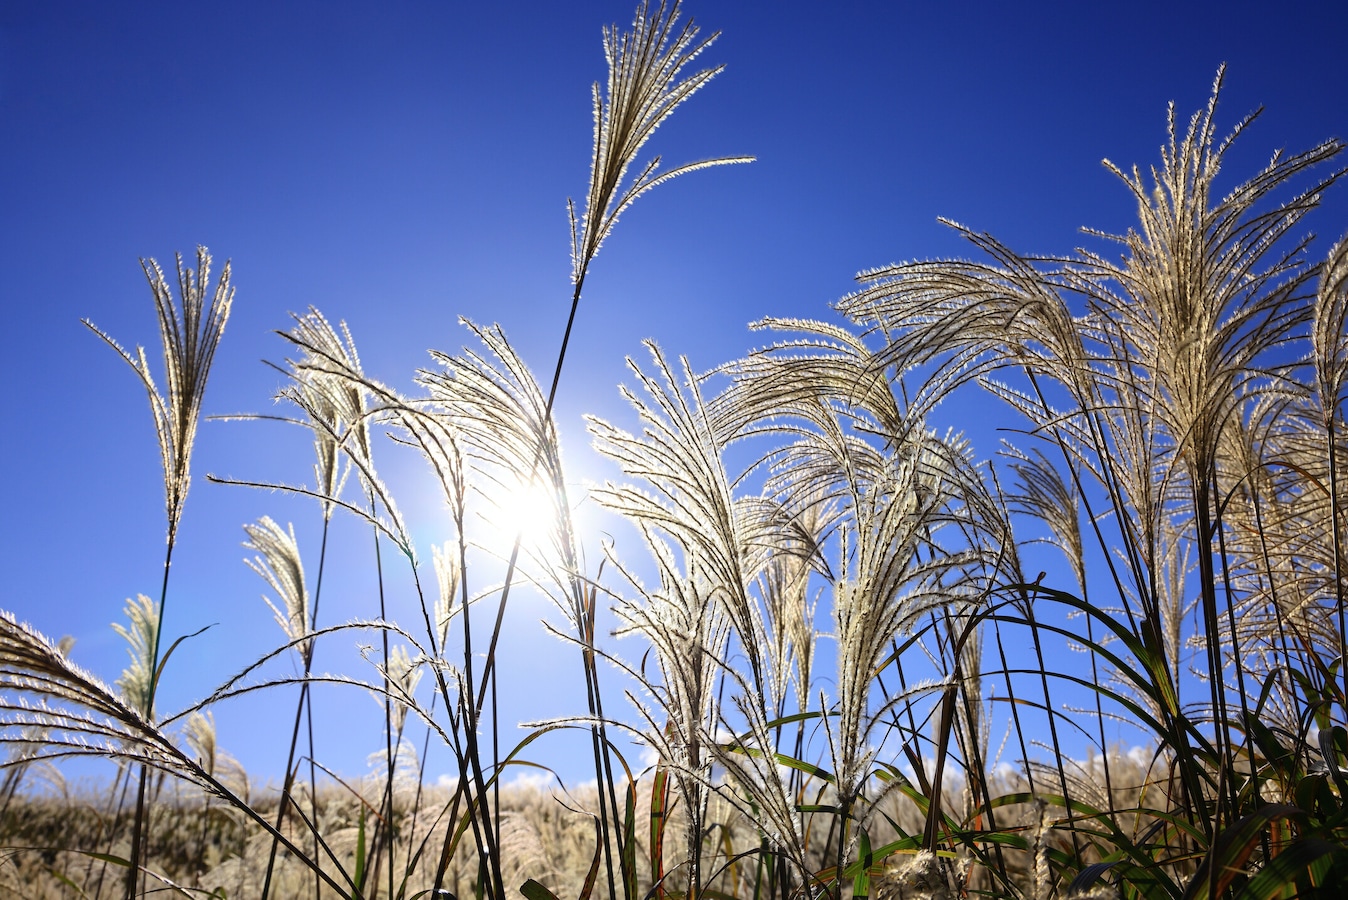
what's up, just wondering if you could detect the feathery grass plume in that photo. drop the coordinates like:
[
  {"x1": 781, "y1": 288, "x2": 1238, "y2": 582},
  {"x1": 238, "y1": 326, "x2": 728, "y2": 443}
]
[
  {"x1": 0, "y1": 641, "x2": 76, "y2": 815},
  {"x1": 719, "y1": 332, "x2": 981, "y2": 789},
  {"x1": 84, "y1": 247, "x2": 234, "y2": 550},
  {"x1": 875, "y1": 850, "x2": 951, "y2": 900},
  {"x1": 420, "y1": 321, "x2": 581, "y2": 608},
  {"x1": 753, "y1": 508, "x2": 822, "y2": 720},
  {"x1": 497, "y1": 808, "x2": 557, "y2": 894},
  {"x1": 273, "y1": 309, "x2": 418, "y2": 556},
  {"x1": 488, "y1": 6, "x2": 752, "y2": 892},
  {"x1": 432, "y1": 541, "x2": 462, "y2": 650},
  {"x1": 1313, "y1": 235, "x2": 1348, "y2": 422},
  {"x1": 419, "y1": 321, "x2": 605, "y2": 897},
  {"x1": 183, "y1": 711, "x2": 218, "y2": 777},
  {"x1": 112, "y1": 595, "x2": 161, "y2": 720},
  {"x1": 1311, "y1": 233, "x2": 1348, "y2": 700},
  {"x1": 603, "y1": 531, "x2": 730, "y2": 899},
  {"x1": 84, "y1": 247, "x2": 233, "y2": 899},
  {"x1": 570, "y1": 0, "x2": 753, "y2": 284},
  {"x1": 589, "y1": 342, "x2": 797, "y2": 897},
  {"x1": 381, "y1": 644, "x2": 424, "y2": 734},
  {"x1": 805, "y1": 73, "x2": 1347, "y2": 871},
  {"x1": 1065, "y1": 70, "x2": 1345, "y2": 835},
  {"x1": 250, "y1": 314, "x2": 368, "y2": 900},
  {"x1": 0, "y1": 612, "x2": 197, "y2": 777},
  {"x1": 835, "y1": 222, "x2": 1088, "y2": 405},
  {"x1": 1079, "y1": 69, "x2": 1342, "y2": 491},
  {"x1": 1223, "y1": 403, "x2": 1344, "y2": 691},
  {"x1": 0, "y1": 617, "x2": 364, "y2": 898},
  {"x1": 823, "y1": 435, "x2": 970, "y2": 813},
  {"x1": 710, "y1": 314, "x2": 1016, "y2": 885},
  {"x1": 1212, "y1": 409, "x2": 1306, "y2": 692},
  {"x1": 277, "y1": 314, "x2": 500, "y2": 898},
  {"x1": 780, "y1": 558, "x2": 820, "y2": 718},
  {"x1": 279, "y1": 308, "x2": 370, "y2": 520},
  {"x1": 710, "y1": 316, "x2": 908, "y2": 442},
  {"x1": 243, "y1": 517, "x2": 312, "y2": 664},
  {"x1": 701, "y1": 666, "x2": 813, "y2": 893},
  {"x1": 590, "y1": 343, "x2": 775, "y2": 688}
]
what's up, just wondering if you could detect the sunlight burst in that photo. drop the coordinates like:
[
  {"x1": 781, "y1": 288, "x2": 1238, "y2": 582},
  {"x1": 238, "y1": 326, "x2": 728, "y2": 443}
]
[{"x1": 484, "y1": 474, "x2": 561, "y2": 554}]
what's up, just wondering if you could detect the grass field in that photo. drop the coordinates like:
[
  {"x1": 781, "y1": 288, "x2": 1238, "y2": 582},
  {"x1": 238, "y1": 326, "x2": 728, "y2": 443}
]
[{"x1": 3, "y1": 2, "x2": 1348, "y2": 898}]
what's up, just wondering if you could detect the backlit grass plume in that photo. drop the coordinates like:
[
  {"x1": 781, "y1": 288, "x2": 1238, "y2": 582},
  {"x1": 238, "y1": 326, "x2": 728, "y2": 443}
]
[
  {"x1": 0, "y1": 616, "x2": 358, "y2": 898},
  {"x1": 281, "y1": 308, "x2": 373, "y2": 508},
  {"x1": 1313, "y1": 234, "x2": 1348, "y2": 421},
  {"x1": 570, "y1": 0, "x2": 752, "y2": 285},
  {"x1": 605, "y1": 532, "x2": 730, "y2": 898},
  {"x1": 111, "y1": 595, "x2": 160, "y2": 720},
  {"x1": 82, "y1": 247, "x2": 233, "y2": 900},
  {"x1": 83, "y1": 247, "x2": 233, "y2": 550},
  {"x1": 243, "y1": 517, "x2": 311, "y2": 665},
  {"x1": 0, "y1": 612, "x2": 187, "y2": 784},
  {"x1": 182, "y1": 711, "x2": 218, "y2": 777}
]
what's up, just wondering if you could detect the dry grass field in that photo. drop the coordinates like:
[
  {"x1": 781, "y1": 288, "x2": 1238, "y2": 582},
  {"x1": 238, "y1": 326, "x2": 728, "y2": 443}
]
[{"x1": 4, "y1": 2, "x2": 1348, "y2": 899}]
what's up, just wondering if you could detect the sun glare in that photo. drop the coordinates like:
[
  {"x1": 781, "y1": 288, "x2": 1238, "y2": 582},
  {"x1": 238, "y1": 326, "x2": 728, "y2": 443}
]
[{"x1": 485, "y1": 474, "x2": 561, "y2": 552}]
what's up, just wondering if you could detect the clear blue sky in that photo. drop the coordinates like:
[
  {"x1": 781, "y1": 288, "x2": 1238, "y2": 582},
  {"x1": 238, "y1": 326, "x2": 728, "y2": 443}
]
[{"x1": 2, "y1": 1, "x2": 1346, "y2": 787}]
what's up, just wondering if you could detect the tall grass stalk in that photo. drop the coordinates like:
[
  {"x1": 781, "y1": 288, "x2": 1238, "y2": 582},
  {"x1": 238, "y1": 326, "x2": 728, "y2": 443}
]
[
  {"x1": 467, "y1": 4, "x2": 751, "y2": 895},
  {"x1": 83, "y1": 248, "x2": 233, "y2": 900},
  {"x1": 256, "y1": 307, "x2": 359, "y2": 900}
]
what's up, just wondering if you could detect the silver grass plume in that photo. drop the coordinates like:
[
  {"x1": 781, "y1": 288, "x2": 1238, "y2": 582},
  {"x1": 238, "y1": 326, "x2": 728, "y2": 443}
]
[
  {"x1": 590, "y1": 343, "x2": 776, "y2": 693},
  {"x1": 84, "y1": 247, "x2": 233, "y2": 548},
  {"x1": 497, "y1": 810, "x2": 556, "y2": 893},
  {"x1": 737, "y1": 492, "x2": 832, "y2": 741},
  {"x1": 2, "y1": 724, "x2": 51, "y2": 769},
  {"x1": 0, "y1": 620, "x2": 384, "y2": 896},
  {"x1": 181, "y1": 710, "x2": 248, "y2": 800},
  {"x1": 711, "y1": 315, "x2": 995, "y2": 846},
  {"x1": 608, "y1": 537, "x2": 726, "y2": 773},
  {"x1": 1066, "y1": 73, "x2": 1345, "y2": 789},
  {"x1": 1223, "y1": 405, "x2": 1341, "y2": 670},
  {"x1": 710, "y1": 316, "x2": 909, "y2": 443},
  {"x1": 382, "y1": 644, "x2": 424, "y2": 733},
  {"x1": 112, "y1": 594, "x2": 160, "y2": 719},
  {"x1": 432, "y1": 541, "x2": 462, "y2": 650},
  {"x1": 780, "y1": 417, "x2": 966, "y2": 809},
  {"x1": 604, "y1": 531, "x2": 728, "y2": 896},
  {"x1": 876, "y1": 850, "x2": 951, "y2": 900},
  {"x1": 1004, "y1": 446, "x2": 1084, "y2": 587},
  {"x1": 243, "y1": 517, "x2": 311, "y2": 665},
  {"x1": 419, "y1": 322, "x2": 581, "y2": 606},
  {"x1": 1075, "y1": 67, "x2": 1344, "y2": 488},
  {"x1": 0, "y1": 612, "x2": 184, "y2": 773},
  {"x1": 1313, "y1": 234, "x2": 1348, "y2": 423},
  {"x1": 570, "y1": 0, "x2": 752, "y2": 283},
  {"x1": 755, "y1": 529, "x2": 818, "y2": 717},
  {"x1": 701, "y1": 665, "x2": 811, "y2": 885},
  {"x1": 280, "y1": 313, "x2": 417, "y2": 556},
  {"x1": 280, "y1": 308, "x2": 370, "y2": 519},
  {"x1": 183, "y1": 710, "x2": 218, "y2": 777},
  {"x1": 1311, "y1": 231, "x2": 1348, "y2": 699},
  {"x1": 784, "y1": 573, "x2": 819, "y2": 715},
  {"x1": 1214, "y1": 409, "x2": 1292, "y2": 652},
  {"x1": 834, "y1": 223, "x2": 1088, "y2": 406}
]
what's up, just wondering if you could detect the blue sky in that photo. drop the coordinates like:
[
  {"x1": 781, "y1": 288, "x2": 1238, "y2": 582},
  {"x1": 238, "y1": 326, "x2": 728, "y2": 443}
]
[{"x1": 2, "y1": 1, "x2": 1346, "y2": 787}]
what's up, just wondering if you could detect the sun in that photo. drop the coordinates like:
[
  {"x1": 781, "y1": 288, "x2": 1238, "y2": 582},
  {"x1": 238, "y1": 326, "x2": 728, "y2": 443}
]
[{"x1": 484, "y1": 473, "x2": 562, "y2": 553}]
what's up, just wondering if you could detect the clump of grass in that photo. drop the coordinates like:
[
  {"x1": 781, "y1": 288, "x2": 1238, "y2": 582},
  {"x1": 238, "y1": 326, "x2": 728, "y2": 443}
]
[{"x1": 4, "y1": 9, "x2": 1348, "y2": 900}]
